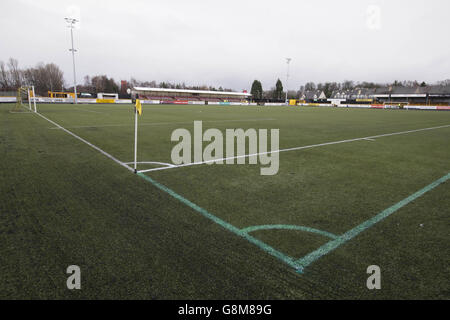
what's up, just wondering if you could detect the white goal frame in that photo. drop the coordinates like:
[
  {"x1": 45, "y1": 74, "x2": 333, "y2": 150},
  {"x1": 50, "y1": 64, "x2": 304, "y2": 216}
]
[{"x1": 17, "y1": 86, "x2": 37, "y2": 112}]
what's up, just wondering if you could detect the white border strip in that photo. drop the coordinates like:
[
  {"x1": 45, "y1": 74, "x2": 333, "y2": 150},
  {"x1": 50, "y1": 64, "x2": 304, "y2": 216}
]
[{"x1": 139, "y1": 124, "x2": 450, "y2": 173}]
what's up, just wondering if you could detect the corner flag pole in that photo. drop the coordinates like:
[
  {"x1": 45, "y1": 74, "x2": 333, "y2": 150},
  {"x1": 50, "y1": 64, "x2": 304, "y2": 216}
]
[
  {"x1": 133, "y1": 99, "x2": 142, "y2": 173},
  {"x1": 134, "y1": 106, "x2": 138, "y2": 173}
]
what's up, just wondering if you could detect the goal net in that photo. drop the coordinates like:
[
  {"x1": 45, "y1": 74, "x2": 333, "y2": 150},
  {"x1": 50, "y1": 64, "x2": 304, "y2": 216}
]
[{"x1": 12, "y1": 86, "x2": 36, "y2": 113}]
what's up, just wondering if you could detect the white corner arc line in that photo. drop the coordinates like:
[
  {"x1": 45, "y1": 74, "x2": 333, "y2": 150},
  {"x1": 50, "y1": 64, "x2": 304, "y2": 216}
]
[
  {"x1": 123, "y1": 161, "x2": 176, "y2": 168},
  {"x1": 138, "y1": 124, "x2": 450, "y2": 173},
  {"x1": 35, "y1": 112, "x2": 134, "y2": 172}
]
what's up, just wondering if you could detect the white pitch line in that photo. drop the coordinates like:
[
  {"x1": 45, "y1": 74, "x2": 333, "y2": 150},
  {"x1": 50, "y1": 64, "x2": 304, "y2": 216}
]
[
  {"x1": 35, "y1": 112, "x2": 134, "y2": 172},
  {"x1": 123, "y1": 161, "x2": 176, "y2": 168},
  {"x1": 138, "y1": 123, "x2": 450, "y2": 173},
  {"x1": 48, "y1": 118, "x2": 276, "y2": 130}
]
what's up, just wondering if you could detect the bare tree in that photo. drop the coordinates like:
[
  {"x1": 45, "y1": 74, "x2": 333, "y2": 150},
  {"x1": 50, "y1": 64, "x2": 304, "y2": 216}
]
[
  {"x1": 45, "y1": 63, "x2": 64, "y2": 93},
  {"x1": 22, "y1": 62, "x2": 65, "y2": 95},
  {"x1": 7, "y1": 58, "x2": 22, "y2": 89},
  {"x1": 83, "y1": 75, "x2": 91, "y2": 86},
  {"x1": 437, "y1": 79, "x2": 450, "y2": 87},
  {"x1": 89, "y1": 75, "x2": 118, "y2": 93},
  {"x1": 304, "y1": 82, "x2": 316, "y2": 91},
  {"x1": 0, "y1": 61, "x2": 11, "y2": 90},
  {"x1": 129, "y1": 78, "x2": 140, "y2": 88},
  {"x1": 342, "y1": 80, "x2": 354, "y2": 90}
]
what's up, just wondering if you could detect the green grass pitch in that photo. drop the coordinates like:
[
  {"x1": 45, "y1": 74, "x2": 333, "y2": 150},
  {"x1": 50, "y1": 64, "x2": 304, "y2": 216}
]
[{"x1": 0, "y1": 102, "x2": 449, "y2": 299}]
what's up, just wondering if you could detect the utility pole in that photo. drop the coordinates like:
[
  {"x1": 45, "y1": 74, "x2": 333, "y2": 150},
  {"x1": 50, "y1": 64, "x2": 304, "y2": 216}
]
[
  {"x1": 285, "y1": 58, "x2": 292, "y2": 104},
  {"x1": 65, "y1": 18, "x2": 78, "y2": 104}
]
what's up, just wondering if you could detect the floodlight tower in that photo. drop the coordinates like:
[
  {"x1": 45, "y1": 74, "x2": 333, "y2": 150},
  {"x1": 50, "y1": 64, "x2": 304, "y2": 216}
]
[
  {"x1": 285, "y1": 58, "x2": 292, "y2": 104},
  {"x1": 65, "y1": 17, "x2": 78, "y2": 104}
]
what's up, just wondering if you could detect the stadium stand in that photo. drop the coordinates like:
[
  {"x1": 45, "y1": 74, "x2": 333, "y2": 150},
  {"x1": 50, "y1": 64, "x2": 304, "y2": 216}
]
[{"x1": 133, "y1": 87, "x2": 251, "y2": 104}]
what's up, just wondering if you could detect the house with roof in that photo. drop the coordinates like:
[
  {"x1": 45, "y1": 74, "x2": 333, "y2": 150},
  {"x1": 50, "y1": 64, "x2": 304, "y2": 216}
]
[
  {"x1": 300, "y1": 90, "x2": 327, "y2": 102},
  {"x1": 329, "y1": 88, "x2": 375, "y2": 104}
]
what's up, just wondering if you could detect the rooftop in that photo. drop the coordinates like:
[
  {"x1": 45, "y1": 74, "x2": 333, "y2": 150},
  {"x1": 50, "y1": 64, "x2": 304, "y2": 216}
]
[{"x1": 133, "y1": 87, "x2": 251, "y2": 97}]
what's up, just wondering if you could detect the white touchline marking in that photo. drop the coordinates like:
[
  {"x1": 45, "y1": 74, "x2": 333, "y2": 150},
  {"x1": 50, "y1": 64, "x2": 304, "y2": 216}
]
[
  {"x1": 364, "y1": 138, "x2": 376, "y2": 141},
  {"x1": 48, "y1": 118, "x2": 276, "y2": 130},
  {"x1": 138, "y1": 124, "x2": 450, "y2": 173},
  {"x1": 35, "y1": 112, "x2": 134, "y2": 172}
]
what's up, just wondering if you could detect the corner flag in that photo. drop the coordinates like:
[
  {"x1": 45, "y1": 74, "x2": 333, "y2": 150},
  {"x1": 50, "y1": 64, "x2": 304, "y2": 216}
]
[
  {"x1": 135, "y1": 99, "x2": 142, "y2": 115},
  {"x1": 133, "y1": 99, "x2": 143, "y2": 173}
]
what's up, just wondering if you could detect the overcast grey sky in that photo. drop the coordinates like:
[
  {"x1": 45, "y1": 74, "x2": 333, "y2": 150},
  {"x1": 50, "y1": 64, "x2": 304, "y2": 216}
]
[{"x1": 1, "y1": 0, "x2": 449, "y2": 91}]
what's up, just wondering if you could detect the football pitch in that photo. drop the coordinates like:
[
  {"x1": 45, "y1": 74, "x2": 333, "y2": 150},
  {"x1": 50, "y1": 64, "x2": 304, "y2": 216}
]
[{"x1": 1, "y1": 102, "x2": 449, "y2": 299}]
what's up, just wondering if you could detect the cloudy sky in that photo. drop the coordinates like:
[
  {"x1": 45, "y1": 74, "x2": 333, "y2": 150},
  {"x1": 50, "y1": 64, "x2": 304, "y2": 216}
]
[{"x1": 1, "y1": 0, "x2": 449, "y2": 91}]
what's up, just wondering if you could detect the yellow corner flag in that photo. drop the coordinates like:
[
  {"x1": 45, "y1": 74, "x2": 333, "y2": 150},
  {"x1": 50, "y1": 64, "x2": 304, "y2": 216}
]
[{"x1": 135, "y1": 99, "x2": 142, "y2": 116}]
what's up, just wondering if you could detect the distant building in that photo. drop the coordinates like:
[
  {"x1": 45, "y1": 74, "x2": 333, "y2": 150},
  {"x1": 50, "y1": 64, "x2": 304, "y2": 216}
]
[
  {"x1": 97, "y1": 92, "x2": 118, "y2": 100},
  {"x1": 131, "y1": 87, "x2": 251, "y2": 103},
  {"x1": 120, "y1": 80, "x2": 128, "y2": 94},
  {"x1": 373, "y1": 86, "x2": 450, "y2": 105},
  {"x1": 427, "y1": 86, "x2": 450, "y2": 105},
  {"x1": 330, "y1": 88, "x2": 375, "y2": 102},
  {"x1": 330, "y1": 86, "x2": 450, "y2": 105},
  {"x1": 300, "y1": 90, "x2": 327, "y2": 102}
]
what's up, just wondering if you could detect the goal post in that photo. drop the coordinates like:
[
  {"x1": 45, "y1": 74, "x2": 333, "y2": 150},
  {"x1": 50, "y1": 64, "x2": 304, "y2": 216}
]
[
  {"x1": 13, "y1": 86, "x2": 37, "y2": 113},
  {"x1": 31, "y1": 86, "x2": 37, "y2": 112}
]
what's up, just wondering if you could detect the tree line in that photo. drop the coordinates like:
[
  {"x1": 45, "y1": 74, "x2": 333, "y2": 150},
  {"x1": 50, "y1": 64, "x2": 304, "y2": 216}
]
[
  {"x1": 301, "y1": 79, "x2": 450, "y2": 98},
  {"x1": 3, "y1": 57, "x2": 449, "y2": 99},
  {"x1": 0, "y1": 58, "x2": 65, "y2": 95},
  {"x1": 127, "y1": 78, "x2": 234, "y2": 93},
  {"x1": 251, "y1": 78, "x2": 450, "y2": 101},
  {"x1": 0, "y1": 57, "x2": 235, "y2": 96}
]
